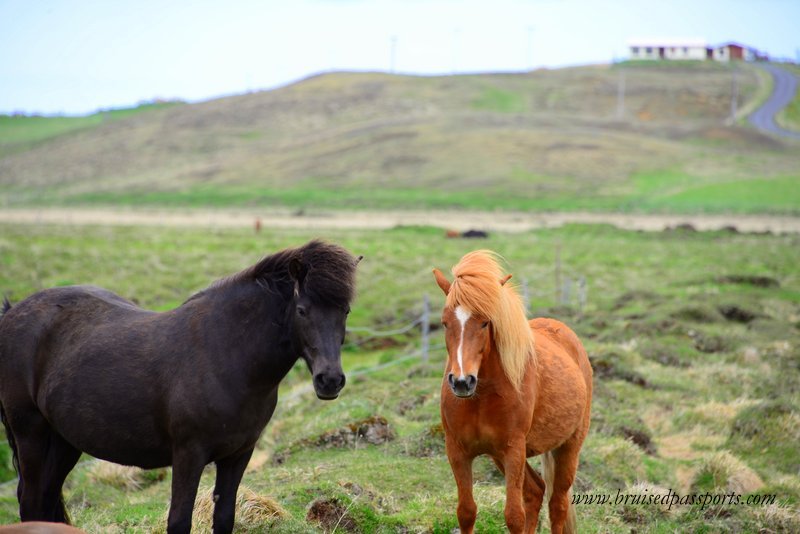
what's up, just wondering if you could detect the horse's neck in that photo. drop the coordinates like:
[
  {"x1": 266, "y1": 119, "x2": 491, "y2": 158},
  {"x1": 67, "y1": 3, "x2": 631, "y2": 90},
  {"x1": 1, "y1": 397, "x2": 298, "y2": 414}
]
[
  {"x1": 478, "y1": 343, "x2": 535, "y2": 399},
  {"x1": 182, "y1": 281, "x2": 297, "y2": 385},
  {"x1": 477, "y1": 344, "x2": 512, "y2": 393}
]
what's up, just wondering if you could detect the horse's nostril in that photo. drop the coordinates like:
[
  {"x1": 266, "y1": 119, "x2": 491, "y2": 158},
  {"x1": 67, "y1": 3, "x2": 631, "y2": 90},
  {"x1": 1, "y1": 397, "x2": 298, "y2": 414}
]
[
  {"x1": 337, "y1": 374, "x2": 346, "y2": 389},
  {"x1": 447, "y1": 373, "x2": 455, "y2": 386},
  {"x1": 467, "y1": 375, "x2": 477, "y2": 389}
]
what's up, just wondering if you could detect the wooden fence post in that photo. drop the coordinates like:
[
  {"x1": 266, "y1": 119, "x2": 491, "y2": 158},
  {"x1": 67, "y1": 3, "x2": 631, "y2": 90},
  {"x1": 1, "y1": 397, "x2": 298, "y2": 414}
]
[{"x1": 421, "y1": 294, "x2": 430, "y2": 363}]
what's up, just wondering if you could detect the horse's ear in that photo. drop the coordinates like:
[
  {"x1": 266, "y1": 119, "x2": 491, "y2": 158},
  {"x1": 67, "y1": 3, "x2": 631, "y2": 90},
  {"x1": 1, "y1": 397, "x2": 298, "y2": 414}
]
[
  {"x1": 500, "y1": 274, "x2": 513, "y2": 286},
  {"x1": 433, "y1": 268, "x2": 451, "y2": 295},
  {"x1": 355, "y1": 255, "x2": 364, "y2": 265}
]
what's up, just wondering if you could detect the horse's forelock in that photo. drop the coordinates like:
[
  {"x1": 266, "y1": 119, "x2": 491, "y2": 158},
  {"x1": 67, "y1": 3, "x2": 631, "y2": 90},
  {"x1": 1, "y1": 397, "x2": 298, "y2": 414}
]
[
  {"x1": 446, "y1": 250, "x2": 534, "y2": 391},
  {"x1": 297, "y1": 241, "x2": 358, "y2": 307}
]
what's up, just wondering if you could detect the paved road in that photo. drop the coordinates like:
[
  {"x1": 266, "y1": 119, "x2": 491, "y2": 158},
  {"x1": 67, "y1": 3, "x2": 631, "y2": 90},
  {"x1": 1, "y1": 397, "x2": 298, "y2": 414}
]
[{"x1": 749, "y1": 63, "x2": 800, "y2": 140}]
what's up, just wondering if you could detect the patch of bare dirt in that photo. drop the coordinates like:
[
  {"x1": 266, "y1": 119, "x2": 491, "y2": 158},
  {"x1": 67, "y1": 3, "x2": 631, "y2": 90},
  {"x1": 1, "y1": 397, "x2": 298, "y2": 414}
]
[
  {"x1": 306, "y1": 497, "x2": 358, "y2": 533},
  {"x1": 2, "y1": 207, "x2": 800, "y2": 234}
]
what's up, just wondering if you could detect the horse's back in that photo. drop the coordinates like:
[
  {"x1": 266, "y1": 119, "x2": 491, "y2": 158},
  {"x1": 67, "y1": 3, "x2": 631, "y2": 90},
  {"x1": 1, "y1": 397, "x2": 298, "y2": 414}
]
[
  {"x1": 0, "y1": 284, "x2": 145, "y2": 368},
  {"x1": 530, "y1": 317, "x2": 592, "y2": 383}
]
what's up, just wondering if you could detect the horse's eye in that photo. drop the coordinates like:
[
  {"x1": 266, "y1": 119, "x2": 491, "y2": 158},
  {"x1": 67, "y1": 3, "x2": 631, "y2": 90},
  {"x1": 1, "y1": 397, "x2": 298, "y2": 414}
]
[
  {"x1": 345, "y1": 306, "x2": 351, "y2": 315},
  {"x1": 297, "y1": 306, "x2": 307, "y2": 317},
  {"x1": 481, "y1": 322, "x2": 489, "y2": 329}
]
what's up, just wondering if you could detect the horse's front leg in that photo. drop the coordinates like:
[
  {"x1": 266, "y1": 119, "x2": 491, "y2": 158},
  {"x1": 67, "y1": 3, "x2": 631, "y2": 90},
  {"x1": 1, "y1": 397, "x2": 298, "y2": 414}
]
[
  {"x1": 446, "y1": 438, "x2": 477, "y2": 534},
  {"x1": 501, "y1": 441, "x2": 528, "y2": 534},
  {"x1": 212, "y1": 447, "x2": 254, "y2": 534},
  {"x1": 167, "y1": 445, "x2": 207, "y2": 534},
  {"x1": 492, "y1": 456, "x2": 545, "y2": 533}
]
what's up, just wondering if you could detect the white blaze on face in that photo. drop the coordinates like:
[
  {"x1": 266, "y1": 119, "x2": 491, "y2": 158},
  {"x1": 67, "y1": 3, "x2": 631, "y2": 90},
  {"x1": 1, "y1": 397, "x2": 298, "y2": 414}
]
[{"x1": 454, "y1": 306, "x2": 471, "y2": 379}]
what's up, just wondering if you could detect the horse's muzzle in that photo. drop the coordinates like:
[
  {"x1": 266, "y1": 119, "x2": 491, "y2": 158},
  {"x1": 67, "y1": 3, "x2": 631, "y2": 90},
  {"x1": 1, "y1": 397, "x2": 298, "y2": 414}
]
[
  {"x1": 448, "y1": 373, "x2": 477, "y2": 398},
  {"x1": 313, "y1": 371, "x2": 346, "y2": 400}
]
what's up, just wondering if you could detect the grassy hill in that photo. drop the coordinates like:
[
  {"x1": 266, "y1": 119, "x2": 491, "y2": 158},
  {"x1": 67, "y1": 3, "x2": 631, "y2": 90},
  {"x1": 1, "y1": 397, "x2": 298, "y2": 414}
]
[{"x1": 2, "y1": 62, "x2": 798, "y2": 214}]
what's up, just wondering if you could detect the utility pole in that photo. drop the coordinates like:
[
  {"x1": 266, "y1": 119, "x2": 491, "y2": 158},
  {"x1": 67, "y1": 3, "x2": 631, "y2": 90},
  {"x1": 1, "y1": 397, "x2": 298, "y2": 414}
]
[
  {"x1": 729, "y1": 68, "x2": 739, "y2": 124},
  {"x1": 421, "y1": 294, "x2": 430, "y2": 363},
  {"x1": 554, "y1": 242, "x2": 562, "y2": 306},
  {"x1": 390, "y1": 36, "x2": 398, "y2": 73},
  {"x1": 527, "y1": 26, "x2": 535, "y2": 70},
  {"x1": 452, "y1": 27, "x2": 460, "y2": 74},
  {"x1": 616, "y1": 69, "x2": 626, "y2": 120}
]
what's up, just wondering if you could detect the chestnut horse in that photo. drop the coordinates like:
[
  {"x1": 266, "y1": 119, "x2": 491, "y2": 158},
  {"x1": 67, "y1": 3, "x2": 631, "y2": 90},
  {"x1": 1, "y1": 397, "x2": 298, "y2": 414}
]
[{"x1": 433, "y1": 251, "x2": 592, "y2": 534}]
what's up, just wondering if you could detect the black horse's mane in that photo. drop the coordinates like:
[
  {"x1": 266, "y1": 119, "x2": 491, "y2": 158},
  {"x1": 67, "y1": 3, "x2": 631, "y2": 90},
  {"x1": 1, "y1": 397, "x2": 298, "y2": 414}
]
[{"x1": 192, "y1": 240, "x2": 357, "y2": 308}]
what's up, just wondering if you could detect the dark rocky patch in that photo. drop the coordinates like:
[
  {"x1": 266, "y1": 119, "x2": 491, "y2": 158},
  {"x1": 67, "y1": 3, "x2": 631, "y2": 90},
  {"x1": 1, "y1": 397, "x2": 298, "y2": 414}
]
[
  {"x1": 716, "y1": 275, "x2": 779, "y2": 288},
  {"x1": 590, "y1": 353, "x2": 649, "y2": 388},
  {"x1": 273, "y1": 416, "x2": 395, "y2": 465},
  {"x1": 396, "y1": 394, "x2": 429, "y2": 415},
  {"x1": 310, "y1": 416, "x2": 395, "y2": 448},
  {"x1": 406, "y1": 423, "x2": 446, "y2": 458},
  {"x1": 671, "y1": 305, "x2": 721, "y2": 323},
  {"x1": 620, "y1": 426, "x2": 657, "y2": 455},
  {"x1": 664, "y1": 223, "x2": 697, "y2": 233},
  {"x1": 717, "y1": 304, "x2": 759, "y2": 323},
  {"x1": 306, "y1": 497, "x2": 358, "y2": 532},
  {"x1": 688, "y1": 330, "x2": 726, "y2": 353},
  {"x1": 613, "y1": 290, "x2": 662, "y2": 311},
  {"x1": 640, "y1": 343, "x2": 690, "y2": 368}
]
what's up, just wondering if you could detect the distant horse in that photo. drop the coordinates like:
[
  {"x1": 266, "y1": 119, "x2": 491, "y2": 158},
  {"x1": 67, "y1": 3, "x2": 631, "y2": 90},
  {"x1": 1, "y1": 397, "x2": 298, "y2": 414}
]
[
  {"x1": 0, "y1": 240, "x2": 361, "y2": 534},
  {"x1": 433, "y1": 251, "x2": 592, "y2": 534}
]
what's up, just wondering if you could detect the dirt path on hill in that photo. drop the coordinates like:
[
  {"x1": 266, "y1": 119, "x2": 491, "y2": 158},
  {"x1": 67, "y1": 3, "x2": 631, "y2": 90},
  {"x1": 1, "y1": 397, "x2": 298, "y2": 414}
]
[{"x1": 1, "y1": 207, "x2": 799, "y2": 234}]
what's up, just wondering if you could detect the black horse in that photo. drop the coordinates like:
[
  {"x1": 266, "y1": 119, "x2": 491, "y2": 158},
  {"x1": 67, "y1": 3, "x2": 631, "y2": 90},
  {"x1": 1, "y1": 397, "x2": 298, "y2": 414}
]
[{"x1": 0, "y1": 240, "x2": 361, "y2": 533}]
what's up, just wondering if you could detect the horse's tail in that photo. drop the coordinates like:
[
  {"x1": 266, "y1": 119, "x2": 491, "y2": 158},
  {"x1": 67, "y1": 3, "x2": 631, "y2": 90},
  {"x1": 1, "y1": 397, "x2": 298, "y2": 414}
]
[
  {"x1": 1, "y1": 296, "x2": 10, "y2": 319},
  {"x1": 0, "y1": 297, "x2": 21, "y2": 477},
  {"x1": 0, "y1": 404, "x2": 20, "y2": 478},
  {"x1": 542, "y1": 450, "x2": 577, "y2": 534}
]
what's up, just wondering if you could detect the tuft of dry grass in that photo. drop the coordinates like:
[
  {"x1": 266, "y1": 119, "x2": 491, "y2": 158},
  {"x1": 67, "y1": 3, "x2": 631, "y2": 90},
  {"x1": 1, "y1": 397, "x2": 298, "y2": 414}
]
[
  {"x1": 752, "y1": 502, "x2": 800, "y2": 532},
  {"x1": 692, "y1": 450, "x2": 764, "y2": 495},
  {"x1": 87, "y1": 461, "x2": 166, "y2": 491},
  {"x1": 188, "y1": 485, "x2": 289, "y2": 532}
]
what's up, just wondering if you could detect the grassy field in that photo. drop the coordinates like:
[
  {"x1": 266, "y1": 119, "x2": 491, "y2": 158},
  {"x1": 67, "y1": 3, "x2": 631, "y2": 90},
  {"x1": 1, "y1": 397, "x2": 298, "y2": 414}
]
[
  {"x1": 2, "y1": 63, "x2": 799, "y2": 215},
  {"x1": 0, "y1": 102, "x2": 181, "y2": 157},
  {"x1": 0, "y1": 222, "x2": 798, "y2": 532}
]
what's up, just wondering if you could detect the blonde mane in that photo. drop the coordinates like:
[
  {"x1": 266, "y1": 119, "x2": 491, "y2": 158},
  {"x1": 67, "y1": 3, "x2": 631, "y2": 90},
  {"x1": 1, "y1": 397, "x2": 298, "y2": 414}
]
[{"x1": 446, "y1": 250, "x2": 535, "y2": 391}]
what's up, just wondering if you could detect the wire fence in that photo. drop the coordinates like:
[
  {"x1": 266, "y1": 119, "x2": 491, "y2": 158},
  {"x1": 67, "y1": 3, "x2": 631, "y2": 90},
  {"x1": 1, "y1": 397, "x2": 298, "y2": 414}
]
[{"x1": 344, "y1": 253, "x2": 589, "y2": 368}]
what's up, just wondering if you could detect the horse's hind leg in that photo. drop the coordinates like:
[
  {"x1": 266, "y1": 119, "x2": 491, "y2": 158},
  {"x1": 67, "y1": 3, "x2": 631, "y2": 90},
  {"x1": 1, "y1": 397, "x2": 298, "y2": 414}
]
[
  {"x1": 212, "y1": 447, "x2": 254, "y2": 534},
  {"x1": 547, "y1": 443, "x2": 581, "y2": 534},
  {"x1": 13, "y1": 412, "x2": 80, "y2": 523}
]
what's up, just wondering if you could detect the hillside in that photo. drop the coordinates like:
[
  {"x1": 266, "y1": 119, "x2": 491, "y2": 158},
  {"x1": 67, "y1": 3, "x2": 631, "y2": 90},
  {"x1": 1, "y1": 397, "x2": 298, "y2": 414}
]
[{"x1": 1, "y1": 63, "x2": 799, "y2": 214}]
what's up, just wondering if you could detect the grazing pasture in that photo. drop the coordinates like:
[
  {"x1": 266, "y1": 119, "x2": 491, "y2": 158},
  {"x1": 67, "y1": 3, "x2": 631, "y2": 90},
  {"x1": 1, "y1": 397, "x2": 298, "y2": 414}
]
[{"x1": 0, "y1": 222, "x2": 798, "y2": 532}]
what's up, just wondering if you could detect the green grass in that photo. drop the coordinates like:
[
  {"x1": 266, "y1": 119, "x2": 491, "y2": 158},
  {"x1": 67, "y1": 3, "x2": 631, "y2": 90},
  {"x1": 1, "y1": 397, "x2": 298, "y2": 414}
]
[
  {"x1": 31, "y1": 171, "x2": 795, "y2": 215},
  {"x1": 0, "y1": 102, "x2": 181, "y2": 155},
  {"x1": 0, "y1": 222, "x2": 798, "y2": 532},
  {"x1": 630, "y1": 174, "x2": 800, "y2": 213},
  {"x1": 472, "y1": 86, "x2": 526, "y2": 113},
  {"x1": 776, "y1": 78, "x2": 800, "y2": 132}
]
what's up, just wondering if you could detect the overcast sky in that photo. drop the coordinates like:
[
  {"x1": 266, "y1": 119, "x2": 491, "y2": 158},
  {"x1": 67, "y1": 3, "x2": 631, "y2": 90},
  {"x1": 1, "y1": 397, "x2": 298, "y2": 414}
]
[{"x1": 1, "y1": 0, "x2": 798, "y2": 115}]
